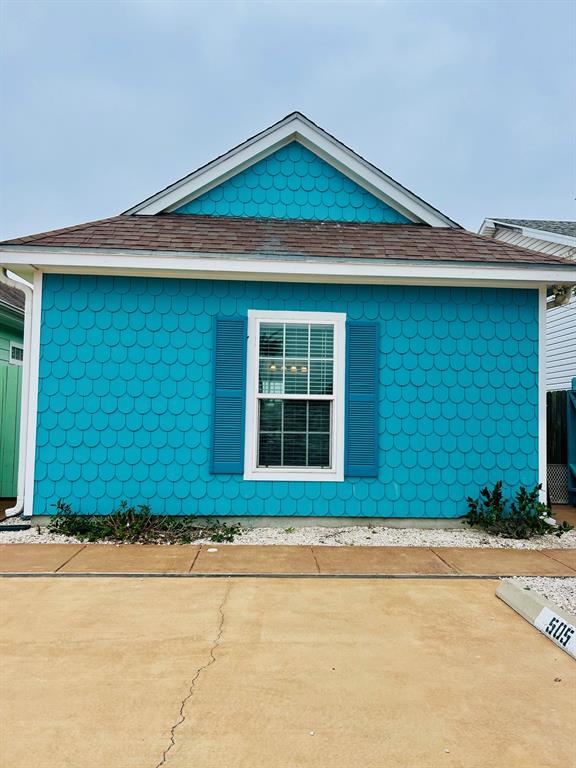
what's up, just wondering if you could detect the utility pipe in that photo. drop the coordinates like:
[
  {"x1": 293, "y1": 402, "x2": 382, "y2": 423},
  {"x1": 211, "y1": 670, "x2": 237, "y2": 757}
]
[{"x1": 1, "y1": 269, "x2": 33, "y2": 517}]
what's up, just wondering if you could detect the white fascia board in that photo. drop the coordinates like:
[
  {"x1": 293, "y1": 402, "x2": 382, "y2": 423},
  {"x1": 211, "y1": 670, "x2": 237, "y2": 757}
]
[
  {"x1": 2, "y1": 248, "x2": 576, "y2": 286},
  {"x1": 483, "y1": 219, "x2": 576, "y2": 248},
  {"x1": 517, "y1": 226, "x2": 575, "y2": 248},
  {"x1": 124, "y1": 114, "x2": 458, "y2": 228}
]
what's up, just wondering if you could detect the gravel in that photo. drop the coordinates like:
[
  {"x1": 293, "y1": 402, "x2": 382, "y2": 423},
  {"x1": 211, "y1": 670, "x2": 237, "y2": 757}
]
[
  {"x1": 504, "y1": 577, "x2": 576, "y2": 615},
  {"x1": 0, "y1": 526, "x2": 83, "y2": 545},
  {"x1": 1, "y1": 522, "x2": 575, "y2": 549},
  {"x1": 226, "y1": 526, "x2": 576, "y2": 549}
]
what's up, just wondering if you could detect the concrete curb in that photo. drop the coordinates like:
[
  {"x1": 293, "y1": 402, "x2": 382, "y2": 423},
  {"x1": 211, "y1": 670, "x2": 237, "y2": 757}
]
[{"x1": 496, "y1": 581, "x2": 576, "y2": 660}]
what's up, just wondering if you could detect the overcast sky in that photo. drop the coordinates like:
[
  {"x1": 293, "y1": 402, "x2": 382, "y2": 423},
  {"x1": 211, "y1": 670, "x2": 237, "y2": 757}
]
[{"x1": 1, "y1": 0, "x2": 574, "y2": 239}]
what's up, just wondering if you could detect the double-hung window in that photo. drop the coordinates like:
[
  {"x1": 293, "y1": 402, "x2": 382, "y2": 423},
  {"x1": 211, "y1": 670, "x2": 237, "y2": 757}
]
[{"x1": 244, "y1": 310, "x2": 345, "y2": 481}]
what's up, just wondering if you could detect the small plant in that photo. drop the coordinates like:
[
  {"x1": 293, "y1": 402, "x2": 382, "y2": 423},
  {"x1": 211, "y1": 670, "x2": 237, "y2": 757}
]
[
  {"x1": 284, "y1": 526, "x2": 296, "y2": 534},
  {"x1": 48, "y1": 499, "x2": 244, "y2": 544},
  {"x1": 203, "y1": 519, "x2": 244, "y2": 543},
  {"x1": 465, "y1": 482, "x2": 573, "y2": 539}
]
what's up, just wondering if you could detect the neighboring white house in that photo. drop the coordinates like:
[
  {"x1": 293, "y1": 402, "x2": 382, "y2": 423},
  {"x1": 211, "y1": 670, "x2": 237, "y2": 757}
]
[
  {"x1": 479, "y1": 219, "x2": 576, "y2": 392},
  {"x1": 479, "y1": 219, "x2": 576, "y2": 504}
]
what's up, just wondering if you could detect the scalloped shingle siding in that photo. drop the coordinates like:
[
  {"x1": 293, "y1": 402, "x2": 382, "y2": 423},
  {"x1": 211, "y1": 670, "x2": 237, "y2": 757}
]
[
  {"x1": 174, "y1": 142, "x2": 410, "y2": 223},
  {"x1": 34, "y1": 275, "x2": 539, "y2": 517}
]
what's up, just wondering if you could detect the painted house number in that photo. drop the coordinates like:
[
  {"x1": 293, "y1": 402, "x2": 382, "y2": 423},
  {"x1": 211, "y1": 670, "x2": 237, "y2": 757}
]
[{"x1": 534, "y1": 607, "x2": 576, "y2": 659}]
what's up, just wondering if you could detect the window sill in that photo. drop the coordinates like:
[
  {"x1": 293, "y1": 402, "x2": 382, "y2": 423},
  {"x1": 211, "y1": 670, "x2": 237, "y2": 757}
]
[{"x1": 243, "y1": 469, "x2": 344, "y2": 482}]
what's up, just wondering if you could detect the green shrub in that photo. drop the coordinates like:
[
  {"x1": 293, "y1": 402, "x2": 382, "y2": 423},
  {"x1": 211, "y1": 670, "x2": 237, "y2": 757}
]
[
  {"x1": 465, "y1": 482, "x2": 573, "y2": 539},
  {"x1": 48, "y1": 500, "x2": 243, "y2": 544}
]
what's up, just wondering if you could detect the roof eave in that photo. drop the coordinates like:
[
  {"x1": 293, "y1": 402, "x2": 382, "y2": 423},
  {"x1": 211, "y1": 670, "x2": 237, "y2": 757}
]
[
  {"x1": 480, "y1": 218, "x2": 576, "y2": 248},
  {"x1": 2, "y1": 244, "x2": 575, "y2": 288}
]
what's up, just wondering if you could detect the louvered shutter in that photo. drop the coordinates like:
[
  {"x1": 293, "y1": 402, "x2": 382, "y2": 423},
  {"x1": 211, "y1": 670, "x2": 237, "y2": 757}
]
[
  {"x1": 345, "y1": 322, "x2": 379, "y2": 477},
  {"x1": 210, "y1": 317, "x2": 247, "y2": 474}
]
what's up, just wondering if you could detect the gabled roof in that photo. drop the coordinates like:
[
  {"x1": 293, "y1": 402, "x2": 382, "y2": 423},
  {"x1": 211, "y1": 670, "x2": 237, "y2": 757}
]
[
  {"x1": 479, "y1": 218, "x2": 576, "y2": 248},
  {"x1": 123, "y1": 112, "x2": 460, "y2": 228},
  {"x1": 1, "y1": 214, "x2": 571, "y2": 265},
  {"x1": 488, "y1": 219, "x2": 576, "y2": 238}
]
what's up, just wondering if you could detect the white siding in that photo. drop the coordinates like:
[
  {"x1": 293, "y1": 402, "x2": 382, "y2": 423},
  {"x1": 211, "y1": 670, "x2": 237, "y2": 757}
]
[
  {"x1": 546, "y1": 293, "x2": 576, "y2": 391},
  {"x1": 492, "y1": 228, "x2": 576, "y2": 259},
  {"x1": 489, "y1": 225, "x2": 576, "y2": 391}
]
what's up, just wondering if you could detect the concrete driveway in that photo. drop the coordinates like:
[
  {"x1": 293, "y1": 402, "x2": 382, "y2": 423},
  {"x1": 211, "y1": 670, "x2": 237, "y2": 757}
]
[{"x1": 1, "y1": 577, "x2": 574, "y2": 768}]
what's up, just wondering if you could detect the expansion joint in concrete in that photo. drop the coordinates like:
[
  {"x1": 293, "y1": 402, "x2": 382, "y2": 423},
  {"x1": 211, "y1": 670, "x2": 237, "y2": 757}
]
[{"x1": 154, "y1": 579, "x2": 232, "y2": 767}]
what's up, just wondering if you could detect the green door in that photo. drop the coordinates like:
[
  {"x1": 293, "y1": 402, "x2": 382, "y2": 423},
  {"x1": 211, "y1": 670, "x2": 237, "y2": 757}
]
[{"x1": 0, "y1": 364, "x2": 22, "y2": 497}]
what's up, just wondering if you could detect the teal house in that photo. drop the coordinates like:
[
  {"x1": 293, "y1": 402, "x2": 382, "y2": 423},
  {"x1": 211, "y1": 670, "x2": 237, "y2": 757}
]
[{"x1": 1, "y1": 113, "x2": 575, "y2": 519}]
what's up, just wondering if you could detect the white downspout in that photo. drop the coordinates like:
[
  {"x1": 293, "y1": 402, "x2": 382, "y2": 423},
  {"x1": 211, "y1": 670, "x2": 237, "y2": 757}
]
[{"x1": 1, "y1": 269, "x2": 33, "y2": 517}]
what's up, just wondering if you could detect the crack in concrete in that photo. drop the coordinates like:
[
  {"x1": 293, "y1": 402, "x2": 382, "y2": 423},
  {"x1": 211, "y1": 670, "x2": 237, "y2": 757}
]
[
  {"x1": 429, "y1": 548, "x2": 457, "y2": 573},
  {"x1": 310, "y1": 548, "x2": 321, "y2": 574},
  {"x1": 154, "y1": 580, "x2": 232, "y2": 767}
]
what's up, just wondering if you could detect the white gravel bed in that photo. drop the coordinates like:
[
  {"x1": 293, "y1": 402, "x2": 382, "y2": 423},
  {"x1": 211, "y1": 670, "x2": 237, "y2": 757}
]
[
  {"x1": 222, "y1": 526, "x2": 576, "y2": 549},
  {"x1": 2, "y1": 522, "x2": 575, "y2": 549},
  {"x1": 504, "y1": 577, "x2": 576, "y2": 615},
  {"x1": 0, "y1": 527, "x2": 83, "y2": 545}
]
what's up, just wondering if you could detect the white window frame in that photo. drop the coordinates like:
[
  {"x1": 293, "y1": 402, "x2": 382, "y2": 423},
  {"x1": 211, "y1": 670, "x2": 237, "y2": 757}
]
[
  {"x1": 244, "y1": 309, "x2": 346, "y2": 482},
  {"x1": 9, "y1": 341, "x2": 24, "y2": 366}
]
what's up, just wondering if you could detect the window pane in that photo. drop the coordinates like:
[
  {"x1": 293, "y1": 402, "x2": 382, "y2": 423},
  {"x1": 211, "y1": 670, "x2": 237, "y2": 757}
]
[
  {"x1": 308, "y1": 433, "x2": 330, "y2": 466},
  {"x1": 259, "y1": 433, "x2": 281, "y2": 467},
  {"x1": 259, "y1": 359, "x2": 283, "y2": 394},
  {"x1": 283, "y1": 400, "x2": 307, "y2": 431},
  {"x1": 259, "y1": 324, "x2": 283, "y2": 358},
  {"x1": 285, "y1": 324, "x2": 309, "y2": 358},
  {"x1": 309, "y1": 360, "x2": 333, "y2": 395},
  {"x1": 284, "y1": 360, "x2": 308, "y2": 394},
  {"x1": 308, "y1": 401, "x2": 331, "y2": 432},
  {"x1": 283, "y1": 433, "x2": 306, "y2": 466},
  {"x1": 310, "y1": 325, "x2": 333, "y2": 358},
  {"x1": 260, "y1": 399, "x2": 282, "y2": 432}
]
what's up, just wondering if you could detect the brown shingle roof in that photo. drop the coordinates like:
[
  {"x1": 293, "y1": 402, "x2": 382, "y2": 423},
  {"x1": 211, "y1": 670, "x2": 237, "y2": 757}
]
[
  {"x1": 1, "y1": 214, "x2": 572, "y2": 265},
  {"x1": 0, "y1": 282, "x2": 25, "y2": 312}
]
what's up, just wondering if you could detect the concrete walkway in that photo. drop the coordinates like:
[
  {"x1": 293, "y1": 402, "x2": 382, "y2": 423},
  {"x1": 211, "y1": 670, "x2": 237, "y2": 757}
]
[
  {"x1": 0, "y1": 543, "x2": 575, "y2": 576},
  {"x1": 1, "y1": 576, "x2": 575, "y2": 768}
]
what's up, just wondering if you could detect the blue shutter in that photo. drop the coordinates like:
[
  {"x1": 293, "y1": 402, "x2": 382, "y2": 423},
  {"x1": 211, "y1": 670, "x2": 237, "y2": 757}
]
[
  {"x1": 210, "y1": 317, "x2": 247, "y2": 474},
  {"x1": 345, "y1": 322, "x2": 379, "y2": 477}
]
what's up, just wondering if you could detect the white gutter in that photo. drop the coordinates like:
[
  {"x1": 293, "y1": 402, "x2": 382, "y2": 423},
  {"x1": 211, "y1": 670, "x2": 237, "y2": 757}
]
[{"x1": 1, "y1": 269, "x2": 33, "y2": 517}]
